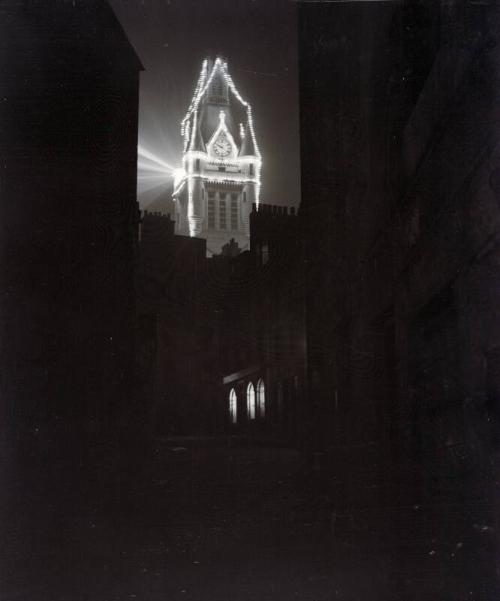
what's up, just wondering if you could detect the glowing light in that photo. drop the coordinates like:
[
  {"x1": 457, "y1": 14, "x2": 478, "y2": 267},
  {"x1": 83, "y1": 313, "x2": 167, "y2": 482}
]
[
  {"x1": 247, "y1": 382, "x2": 256, "y2": 420},
  {"x1": 181, "y1": 58, "x2": 261, "y2": 161},
  {"x1": 173, "y1": 168, "x2": 186, "y2": 188},
  {"x1": 206, "y1": 110, "x2": 238, "y2": 159},
  {"x1": 175, "y1": 57, "x2": 263, "y2": 242},
  {"x1": 137, "y1": 161, "x2": 173, "y2": 175},
  {"x1": 137, "y1": 174, "x2": 172, "y2": 180},
  {"x1": 137, "y1": 145, "x2": 177, "y2": 173},
  {"x1": 229, "y1": 389, "x2": 237, "y2": 424},
  {"x1": 257, "y1": 379, "x2": 265, "y2": 418},
  {"x1": 177, "y1": 58, "x2": 262, "y2": 209}
]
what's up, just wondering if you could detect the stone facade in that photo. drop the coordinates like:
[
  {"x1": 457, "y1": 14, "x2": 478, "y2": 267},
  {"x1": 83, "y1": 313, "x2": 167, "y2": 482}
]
[{"x1": 298, "y1": 1, "x2": 500, "y2": 598}]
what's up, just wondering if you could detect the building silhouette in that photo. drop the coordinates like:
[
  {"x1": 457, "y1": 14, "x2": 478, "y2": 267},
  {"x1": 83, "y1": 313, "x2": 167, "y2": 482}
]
[
  {"x1": 136, "y1": 210, "x2": 214, "y2": 434},
  {"x1": 0, "y1": 0, "x2": 142, "y2": 484},
  {"x1": 298, "y1": 1, "x2": 500, "y2": 599},
  {"x1": 2, "y1": 2, "x2": 500, "y2": 599}
]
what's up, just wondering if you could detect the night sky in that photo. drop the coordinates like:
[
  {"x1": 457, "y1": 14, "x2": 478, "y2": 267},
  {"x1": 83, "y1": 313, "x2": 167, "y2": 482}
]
[{"x1": 108, "y1": 0, "x2": 301, "y2": 210}]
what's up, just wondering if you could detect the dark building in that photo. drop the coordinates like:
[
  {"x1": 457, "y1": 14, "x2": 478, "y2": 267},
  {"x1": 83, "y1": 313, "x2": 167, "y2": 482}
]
[
  {"x1": 299, "y1": 1, "x2": 500, "y2": 599},
  {"x1": 137, "y1": 211, "x2": 215, "y2": 434},
  {"x1": 137, "y1": 201, "x2": 307, "y2": 441},
  {"x1": 213, "y1": 204, "x2": 306, "y2": 440},
  {"x1": 0, "y1": 0, "x2": 142, "y2": 483}
]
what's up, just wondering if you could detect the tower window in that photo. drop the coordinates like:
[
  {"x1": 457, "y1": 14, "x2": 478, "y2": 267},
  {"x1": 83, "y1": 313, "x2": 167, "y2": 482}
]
[
  {"x1": 219, "y1": 198, "x2": 227, "y2": 230},
  {"x1": 231, "y1": 198, "x2": 238, "y2": 230},
  {"x1": 208, "y1": 198, "x2": 215, "y2": 229},
  {"x1": 249, "y1": 163, "x2": 254, "y2": 176},
  {"x1": 195, "y1": 158, "x2": 200, "y2": 171},
  {"x1": 218, "y1": 166, "x2": 226, "y2": 172},
  {"x1": 243, "y1": 191, "x2": 247, "y2": 203}
]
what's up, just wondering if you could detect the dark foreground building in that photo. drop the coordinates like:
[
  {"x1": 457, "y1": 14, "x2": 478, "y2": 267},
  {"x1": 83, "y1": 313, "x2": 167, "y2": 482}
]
[
  {"x1": 2, "y1": 1, "x2": 500, "y2": 600},
  {"x1": 218, "y1": 204, "x2": 305, "y2": 440},
  {"x1": 137, "y1": 203, "x2": 305, "y2": 440},
  {"x1": 299, "y1": 1, "x2": 500, "y2": 599},
  {"x1": 137, "y1": 210, "x2": 213, "y2": 434},
  {"x1": 0, "y1": 0, "x2": 142, "y2": 497}
]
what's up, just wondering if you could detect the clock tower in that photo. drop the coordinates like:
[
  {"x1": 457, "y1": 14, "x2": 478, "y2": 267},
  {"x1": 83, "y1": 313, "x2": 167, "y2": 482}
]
[{"x1": 173, "y1": 58, "x2": 262, "y2": 256}]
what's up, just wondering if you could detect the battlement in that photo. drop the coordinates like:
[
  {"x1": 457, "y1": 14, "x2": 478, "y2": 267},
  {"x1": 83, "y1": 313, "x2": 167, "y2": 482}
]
[
  {"x1": 251, "y1": 203, "x2": 297, "y2": 217},
  {"x1": 139, "y1": 210, "x2": 175, "y2": 244},
  {"x1": 141, "y1": 210, "x2": 174, "y2": 222}
]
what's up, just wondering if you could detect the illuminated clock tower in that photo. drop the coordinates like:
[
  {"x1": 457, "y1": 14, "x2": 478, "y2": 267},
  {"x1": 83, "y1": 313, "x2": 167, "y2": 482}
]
[{"x1": 173, "y1": 58, "x2": 262, "y2": 256}]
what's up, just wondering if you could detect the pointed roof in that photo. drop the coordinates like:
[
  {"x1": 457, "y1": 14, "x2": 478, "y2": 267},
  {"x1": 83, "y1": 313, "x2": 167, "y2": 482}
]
[
  {"x1": 238, "y1": 122, "x2": 257, "y2": 156},
  {"x1": 181, "y1": 57, "x2": 261, "y2": 160},
  {"x1": 206, "y1": 64, "x2": 229, "y2": 104}
]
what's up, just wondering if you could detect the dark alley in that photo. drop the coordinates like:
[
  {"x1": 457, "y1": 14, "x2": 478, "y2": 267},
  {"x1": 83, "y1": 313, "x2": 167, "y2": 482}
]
[
  {"x1": 2, "y1": 437, "x2": 387, "y2": 601},
  {"x1": 2, "y1": 1, "x2": 500, "y2": 599}
]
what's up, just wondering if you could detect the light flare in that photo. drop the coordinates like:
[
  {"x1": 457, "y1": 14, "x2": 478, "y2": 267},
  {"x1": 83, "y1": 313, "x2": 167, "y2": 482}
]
[{"x1": 137, "y1": 144, "x2": 177, "y2": 173}]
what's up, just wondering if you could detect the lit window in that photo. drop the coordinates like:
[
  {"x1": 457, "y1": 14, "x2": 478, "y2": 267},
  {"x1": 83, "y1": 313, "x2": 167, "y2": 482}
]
[
  {"x1": 257, "y1": 379, "x2": 265, "y2": 418},
  {"x1": 247, "y1": 382, "x2": 256, "y2": 420},
  {"x1": 229, "y1": 388, "x2": 237, "y2": 424}
]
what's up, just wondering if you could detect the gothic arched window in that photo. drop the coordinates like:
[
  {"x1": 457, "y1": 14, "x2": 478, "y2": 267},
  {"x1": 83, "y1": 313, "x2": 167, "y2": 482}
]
[
  {"x1": 229, "y1": 388, "x2": 237, "y2": 424},
  {"x1": 247, "y1": 382, "x2": 256, "y2": 420},
  {"x1": 257, "y1": 379, "x2": 265, "y2": 418}
]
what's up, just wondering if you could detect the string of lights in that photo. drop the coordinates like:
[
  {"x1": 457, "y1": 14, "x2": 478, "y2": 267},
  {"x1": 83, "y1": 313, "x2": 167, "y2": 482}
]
[{"x1": 176, "y1": 58, "x2": 262, "y2": 211}]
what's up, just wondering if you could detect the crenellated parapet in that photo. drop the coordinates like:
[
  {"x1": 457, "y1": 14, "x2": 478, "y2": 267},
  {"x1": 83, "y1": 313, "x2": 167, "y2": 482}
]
[
  {"x1": 251, "y1": 203, "x2": 297, "y2": 218},
  {"x1": 139, "y1": 210, "x2": 175, "y2": 244},
  {"x1": 249, "y1": 203, "x2": 301, "y2": 267}
]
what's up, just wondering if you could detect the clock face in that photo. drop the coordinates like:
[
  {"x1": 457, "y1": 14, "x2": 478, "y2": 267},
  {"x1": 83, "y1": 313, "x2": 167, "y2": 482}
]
[{"x1": 213, "y1": 133, "x2": 231, "y2": 158}]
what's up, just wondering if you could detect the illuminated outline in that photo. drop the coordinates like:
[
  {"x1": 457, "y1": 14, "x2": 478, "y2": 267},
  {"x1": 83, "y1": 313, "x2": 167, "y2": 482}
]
[{"x1": 175, "y1": 58, "x2": 262, "y2": 211}]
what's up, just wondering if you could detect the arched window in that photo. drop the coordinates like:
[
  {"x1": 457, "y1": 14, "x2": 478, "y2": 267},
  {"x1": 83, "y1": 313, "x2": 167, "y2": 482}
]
[
  {"x1": 247, "y1": 382, "x2": 256, "y2": 420},
  {"x1": 229, "y1": 388, "x2": 237, "y2": 424},
  {"x1": 257, "y1": 379, "x2": 265, "y2": 418}
]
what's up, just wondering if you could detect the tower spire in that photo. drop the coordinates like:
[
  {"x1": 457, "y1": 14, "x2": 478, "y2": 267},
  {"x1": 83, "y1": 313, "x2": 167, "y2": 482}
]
[{"x1": 174, "y1": 57, "x2": 262, "y2": 256}]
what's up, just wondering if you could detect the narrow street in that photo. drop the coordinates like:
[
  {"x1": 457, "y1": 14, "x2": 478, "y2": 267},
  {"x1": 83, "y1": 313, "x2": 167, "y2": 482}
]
[{"x1": 3, "y1": 438, "x2": 386, "y2": 601}]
